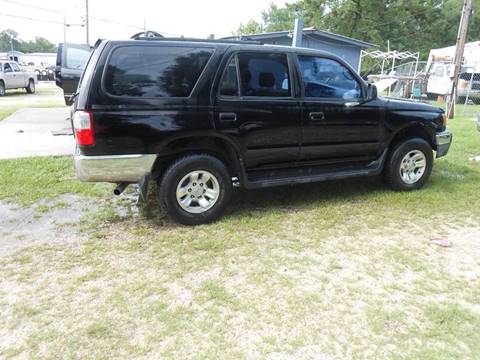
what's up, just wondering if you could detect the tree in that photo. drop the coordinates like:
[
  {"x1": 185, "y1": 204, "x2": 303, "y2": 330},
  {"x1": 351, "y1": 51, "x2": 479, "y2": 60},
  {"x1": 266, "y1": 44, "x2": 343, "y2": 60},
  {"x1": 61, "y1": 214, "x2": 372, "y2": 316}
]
[
  {"x1": 20, "y1": 37, "x2": 56, "y2": 53},
  {"x1": 0, "y1": 29, "x2": 56, "y2": 53},
  {"x1": 235, "y1": 0, "x2": 480, "y2": 61},
  {"x1": 0, "y1": 29, "x2": 21, "y2": 52},
  {"x1": 235, "y1": 20, "x2": 264, "y2": 35}
]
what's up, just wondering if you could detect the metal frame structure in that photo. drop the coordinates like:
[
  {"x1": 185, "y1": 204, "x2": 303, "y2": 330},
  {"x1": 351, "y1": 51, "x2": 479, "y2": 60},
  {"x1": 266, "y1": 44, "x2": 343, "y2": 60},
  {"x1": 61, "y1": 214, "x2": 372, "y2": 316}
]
[{"x1": 360, "y1": 49, "x2": 420, "y2": 95}]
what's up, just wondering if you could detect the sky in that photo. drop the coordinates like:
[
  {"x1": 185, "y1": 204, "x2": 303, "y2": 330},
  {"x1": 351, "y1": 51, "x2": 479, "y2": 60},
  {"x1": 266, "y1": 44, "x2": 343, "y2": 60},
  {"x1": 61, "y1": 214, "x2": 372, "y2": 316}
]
[{"x1": 0, "y1": 0, "x2": 293, "y2": 45}]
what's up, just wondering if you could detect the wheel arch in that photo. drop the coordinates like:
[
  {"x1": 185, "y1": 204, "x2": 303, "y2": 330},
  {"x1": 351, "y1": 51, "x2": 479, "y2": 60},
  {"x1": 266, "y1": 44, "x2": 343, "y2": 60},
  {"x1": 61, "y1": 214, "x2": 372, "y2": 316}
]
[
  {"x1": 150, "y1": 133, "x2": 244, "y2": 181},
  {"x1": 387, "y1": 124, "x2": 436, "y2": 151}
]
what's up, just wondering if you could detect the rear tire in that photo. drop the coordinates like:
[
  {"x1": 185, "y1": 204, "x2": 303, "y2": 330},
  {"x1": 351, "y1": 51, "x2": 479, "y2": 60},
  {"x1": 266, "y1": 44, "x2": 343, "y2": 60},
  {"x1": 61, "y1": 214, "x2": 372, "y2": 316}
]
[
  {"x1": 384, "y1": 138, "x2": 433, "y2": 191},
  {"x1": 26, "y1": 79, "x2": 35, "y2": 94},
  {"x1": 157, "y1": 154, "x2": 232, "y2": 225},
  {"x1": 0, "y1": 81, "x2": 5, "y2": 97}
]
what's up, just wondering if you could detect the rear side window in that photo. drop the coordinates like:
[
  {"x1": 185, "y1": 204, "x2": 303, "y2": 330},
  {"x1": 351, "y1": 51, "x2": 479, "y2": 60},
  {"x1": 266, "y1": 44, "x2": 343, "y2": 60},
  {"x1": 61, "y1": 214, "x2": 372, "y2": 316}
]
[
  {"x1": 237, "y1": 52, "x2": 291, "y2": 97},
  {"x1": 219, "y1": 56, "x2": 239, "y2": 96},
  {"x1": 104, "y1": 46, "x2": 213, "y2": 98},
  {"x1": 66, "y1": 47, "x2": 91, "y2": 70}
]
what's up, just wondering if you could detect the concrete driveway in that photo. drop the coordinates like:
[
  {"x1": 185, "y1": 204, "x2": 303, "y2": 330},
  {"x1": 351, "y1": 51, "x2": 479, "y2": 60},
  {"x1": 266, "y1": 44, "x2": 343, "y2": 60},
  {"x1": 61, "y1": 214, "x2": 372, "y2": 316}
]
[{"x1": 0, "y1": 107, "x2": 75, "y2": 159}]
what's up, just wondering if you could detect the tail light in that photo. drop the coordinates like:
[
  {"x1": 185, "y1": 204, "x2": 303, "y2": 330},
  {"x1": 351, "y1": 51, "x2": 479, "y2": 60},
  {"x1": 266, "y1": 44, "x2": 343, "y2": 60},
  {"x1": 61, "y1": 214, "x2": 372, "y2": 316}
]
[{"x1": 72, "y1": 111, "x2": 94, "y2": 146}]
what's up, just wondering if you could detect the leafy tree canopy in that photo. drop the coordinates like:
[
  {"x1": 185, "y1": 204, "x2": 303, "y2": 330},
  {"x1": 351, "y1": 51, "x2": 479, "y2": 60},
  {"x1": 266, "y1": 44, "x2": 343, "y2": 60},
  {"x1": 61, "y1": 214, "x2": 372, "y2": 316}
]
[
  {"x1": 235, "y1": 0, "x2": 480, "y2": 60},
  {"x1": 0, "y1": 29, "x2": 56, "y2": 53}
]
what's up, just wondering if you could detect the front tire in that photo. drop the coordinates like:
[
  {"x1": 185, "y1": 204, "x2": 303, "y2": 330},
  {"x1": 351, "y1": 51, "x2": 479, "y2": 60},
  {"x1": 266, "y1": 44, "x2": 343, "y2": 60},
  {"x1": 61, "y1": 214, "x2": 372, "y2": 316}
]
[
  {"x1": 26, "y1": 79, "x2": 35, "y2": 94},
  {"x1": 384, "y1": 138, "x2": 433, "y2": 191},
  {"x1": 0, "y1": 81, "x2": 5, "y2": 97},
  {"x1": 157, "y1": 154, "x2": 232, "y2": 225}
]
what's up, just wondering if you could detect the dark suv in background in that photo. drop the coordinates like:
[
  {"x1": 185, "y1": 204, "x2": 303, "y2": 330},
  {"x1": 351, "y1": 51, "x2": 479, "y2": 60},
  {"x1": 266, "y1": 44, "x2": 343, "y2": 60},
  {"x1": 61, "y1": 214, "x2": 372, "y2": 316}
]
[{"x1": 56, "y1": 37, "x2": 452, "y2": 225}]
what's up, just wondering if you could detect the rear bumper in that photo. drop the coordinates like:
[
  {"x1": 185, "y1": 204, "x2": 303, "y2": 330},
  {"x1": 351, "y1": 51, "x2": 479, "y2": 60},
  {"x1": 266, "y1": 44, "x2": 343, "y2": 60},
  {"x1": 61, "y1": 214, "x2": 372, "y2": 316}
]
[
  {"x1": 435, "y1": 130, "x2": 452, "y2": 158},
  {"x1": 477, "y1": 113, "x2": 480, "y2": 132},
  {"x1": 74, "y1": 154, "x2": 157, "y2": 182}
]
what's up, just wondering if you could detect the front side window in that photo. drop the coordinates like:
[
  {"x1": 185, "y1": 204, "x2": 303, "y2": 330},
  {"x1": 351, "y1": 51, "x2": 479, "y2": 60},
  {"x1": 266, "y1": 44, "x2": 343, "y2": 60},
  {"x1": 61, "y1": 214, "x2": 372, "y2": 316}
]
[
  {"x1": 11, "y1": 63, "x2": 21, "y2": 72},
  {"x1": 3, "y1": 63, "x2": 12, "y2": 73},
  {"x1": 237, "y1": 52, "x2": 291, "y2": 97},
  {"x1": 105, "y1": 46, "x2": 213, "y2": 98},
  {"x1": 298, "y1": 56, "x2": 361, "y2": 99}
]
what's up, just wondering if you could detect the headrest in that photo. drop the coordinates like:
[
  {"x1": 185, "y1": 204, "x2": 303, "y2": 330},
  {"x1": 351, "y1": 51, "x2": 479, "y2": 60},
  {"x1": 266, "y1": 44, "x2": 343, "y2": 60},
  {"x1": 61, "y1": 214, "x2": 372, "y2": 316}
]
[{"x1": 259, "y1": 72, "x2": 275, "y2": 88}]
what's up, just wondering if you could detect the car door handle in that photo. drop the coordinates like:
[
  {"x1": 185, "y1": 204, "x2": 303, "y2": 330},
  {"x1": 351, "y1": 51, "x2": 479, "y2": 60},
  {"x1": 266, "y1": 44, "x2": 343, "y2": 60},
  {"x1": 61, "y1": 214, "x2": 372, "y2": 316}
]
[
  {"x1": 219, "y1": 112, "x2": 237, "y2": 122},
  {"x1": 309, "y1": 112, "x2": 325, "y2": 121},
  {"x1": 345, "y1": 101, "x2": 360, "y2": 107}
]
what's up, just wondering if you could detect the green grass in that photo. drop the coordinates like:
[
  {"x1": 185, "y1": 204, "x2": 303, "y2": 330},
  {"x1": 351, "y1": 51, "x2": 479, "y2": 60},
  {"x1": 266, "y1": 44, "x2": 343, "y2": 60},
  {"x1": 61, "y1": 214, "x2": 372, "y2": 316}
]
[
  {"x1": 0, "y1": 156, "x2": 111, "y2": 205},
  {"x1": 0, "y1": 85, "x2": 66, "y2": 121},
  {"x1": 0, "y1": 101, "x2": 66, "y2": 121},
  {"x1": 0, "y1": 114, "x2": 480, "y2": 359}
]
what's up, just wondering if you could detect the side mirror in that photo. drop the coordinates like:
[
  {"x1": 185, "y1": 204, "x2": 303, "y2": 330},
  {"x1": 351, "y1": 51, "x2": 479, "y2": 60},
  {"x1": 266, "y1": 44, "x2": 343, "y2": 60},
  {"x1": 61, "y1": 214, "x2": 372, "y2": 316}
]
[{"x1": 367, "y1": 83, "x2": 378, "y2": 101}]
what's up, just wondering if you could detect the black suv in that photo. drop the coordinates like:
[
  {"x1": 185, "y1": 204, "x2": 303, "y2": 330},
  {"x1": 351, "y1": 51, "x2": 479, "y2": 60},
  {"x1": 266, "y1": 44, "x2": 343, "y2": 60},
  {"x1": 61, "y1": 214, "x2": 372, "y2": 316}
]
[{"x1": 56, "y1": 37, "x2": 452, "y2": 225}]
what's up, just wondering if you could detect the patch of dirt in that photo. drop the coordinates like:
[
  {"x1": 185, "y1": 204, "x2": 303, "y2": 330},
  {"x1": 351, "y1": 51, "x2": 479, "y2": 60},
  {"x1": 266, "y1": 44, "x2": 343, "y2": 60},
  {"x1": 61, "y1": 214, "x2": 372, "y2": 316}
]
[{"x1": 0, "y1": 195, "x2": 97, "y2": 256}]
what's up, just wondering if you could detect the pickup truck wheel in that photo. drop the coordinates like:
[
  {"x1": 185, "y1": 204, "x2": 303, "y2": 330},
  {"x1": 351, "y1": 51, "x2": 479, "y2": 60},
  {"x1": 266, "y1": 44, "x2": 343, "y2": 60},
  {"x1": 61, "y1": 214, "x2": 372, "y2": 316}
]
[
  {"x1": 26, "y1": 79, "x2": 35, "y2": 94},
  {"x1": 157, "y1": 154, "x2": 232, "y2": 225},
  {"x1": 385, "y1": 138, "x2": 433, "y2": 191},
  {"x1": 0, "y1": 81, "x2": 5, "y2": 96}
]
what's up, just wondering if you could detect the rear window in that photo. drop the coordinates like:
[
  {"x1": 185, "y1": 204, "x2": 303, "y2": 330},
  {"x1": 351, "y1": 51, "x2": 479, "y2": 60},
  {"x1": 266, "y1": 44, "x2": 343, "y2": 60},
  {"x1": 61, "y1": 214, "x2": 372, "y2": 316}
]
[{"x1": 104, "y1": 45, "x2": 213, "y2": 98}]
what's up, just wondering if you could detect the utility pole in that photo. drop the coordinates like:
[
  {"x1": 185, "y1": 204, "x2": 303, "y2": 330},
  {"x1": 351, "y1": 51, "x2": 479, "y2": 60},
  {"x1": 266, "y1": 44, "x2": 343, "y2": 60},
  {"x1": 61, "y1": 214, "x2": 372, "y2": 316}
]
[
  {"x1": 447, "y1": 0, "x2": 473, "y2": 119},
  {"x1": 63, "y1": 16, "x2": 67, "y2": 44},
  {"x1": 85, "y1": 0, "x2": 90, "y2": 44}
]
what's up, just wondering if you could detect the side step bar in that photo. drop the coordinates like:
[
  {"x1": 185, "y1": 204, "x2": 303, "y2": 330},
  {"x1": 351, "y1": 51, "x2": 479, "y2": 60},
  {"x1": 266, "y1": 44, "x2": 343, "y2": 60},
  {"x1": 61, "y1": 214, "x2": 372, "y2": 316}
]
[{"x1": 242, "y1": 150, "x2": 387, "y2": 189}]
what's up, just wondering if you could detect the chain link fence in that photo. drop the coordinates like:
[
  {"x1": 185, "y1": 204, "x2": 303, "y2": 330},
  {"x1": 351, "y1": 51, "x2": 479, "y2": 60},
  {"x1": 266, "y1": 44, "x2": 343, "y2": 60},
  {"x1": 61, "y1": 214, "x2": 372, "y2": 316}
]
[{"x1": 373, "y1": 61, "x2": 480, "y2": 119}]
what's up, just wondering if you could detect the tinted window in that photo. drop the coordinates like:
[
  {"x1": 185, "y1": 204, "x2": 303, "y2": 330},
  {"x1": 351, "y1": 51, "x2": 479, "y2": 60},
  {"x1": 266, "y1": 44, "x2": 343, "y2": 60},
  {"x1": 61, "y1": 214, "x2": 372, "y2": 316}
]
[
  {"x1": 66, "y1": 47, "x2": 91, "y2": 70},
  {"x1": 237, "y1": 52, "x2": 290, "y2": 97},
  {"x1": 298, "y1": 56, "x2": 361, "y2": 99},
  {"x1": 3, "y1": 63, "x2": 12, "y2": 72},
  {"x1": 105, "y1": 46, "x2": 213, "y2": 98},
  {"x1": 219, "y1": 56, "x2": 239, "y2": 96}
]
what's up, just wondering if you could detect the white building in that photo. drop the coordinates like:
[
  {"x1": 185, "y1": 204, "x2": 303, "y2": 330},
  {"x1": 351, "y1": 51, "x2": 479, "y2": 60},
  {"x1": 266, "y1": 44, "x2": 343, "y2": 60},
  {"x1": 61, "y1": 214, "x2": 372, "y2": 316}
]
[{"x1": 0, "y1": 51, "x2": 56, "y2": 67}]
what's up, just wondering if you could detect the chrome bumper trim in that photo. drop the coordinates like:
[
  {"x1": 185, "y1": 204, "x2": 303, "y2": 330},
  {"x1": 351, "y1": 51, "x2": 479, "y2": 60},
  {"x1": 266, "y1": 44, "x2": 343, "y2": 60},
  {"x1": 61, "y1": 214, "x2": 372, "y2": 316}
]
[
  {"x1": 435, "y1": 130, "x2": 452, "y2": 158},
  {"x1": 74, "y1": 154, "x2": 157, "y2": 182}
]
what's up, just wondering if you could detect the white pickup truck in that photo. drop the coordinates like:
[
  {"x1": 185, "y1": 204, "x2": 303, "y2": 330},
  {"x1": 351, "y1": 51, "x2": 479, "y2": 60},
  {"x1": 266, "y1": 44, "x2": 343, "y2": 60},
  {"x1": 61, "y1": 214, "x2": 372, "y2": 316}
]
[{"x1": 0, "y1": 60, "x2": 37, "y2": 96}]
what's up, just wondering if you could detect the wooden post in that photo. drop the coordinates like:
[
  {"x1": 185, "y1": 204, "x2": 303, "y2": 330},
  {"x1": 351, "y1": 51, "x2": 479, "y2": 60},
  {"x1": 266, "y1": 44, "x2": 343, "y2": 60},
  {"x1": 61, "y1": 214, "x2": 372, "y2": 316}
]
[{"x1": 447, "y1": 0, "x2": 473, "y2": 119}]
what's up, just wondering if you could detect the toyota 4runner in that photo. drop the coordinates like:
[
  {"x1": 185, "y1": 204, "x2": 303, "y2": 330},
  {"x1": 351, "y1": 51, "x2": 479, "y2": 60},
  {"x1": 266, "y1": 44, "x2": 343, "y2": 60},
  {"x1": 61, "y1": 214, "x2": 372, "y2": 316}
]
[{"x1": 57, "y1": 37, "x2": 452, "y2": 225}]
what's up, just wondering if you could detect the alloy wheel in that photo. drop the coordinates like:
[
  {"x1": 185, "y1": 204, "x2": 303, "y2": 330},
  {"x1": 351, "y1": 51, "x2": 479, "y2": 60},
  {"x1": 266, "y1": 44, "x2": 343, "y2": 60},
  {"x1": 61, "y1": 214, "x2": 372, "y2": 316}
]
[
  {"x1": 176, "y1": 170, "x2": 220, "y2": 214},
  {"x1": 399, "y1": 150, "x2": 427, "y2": 184}
]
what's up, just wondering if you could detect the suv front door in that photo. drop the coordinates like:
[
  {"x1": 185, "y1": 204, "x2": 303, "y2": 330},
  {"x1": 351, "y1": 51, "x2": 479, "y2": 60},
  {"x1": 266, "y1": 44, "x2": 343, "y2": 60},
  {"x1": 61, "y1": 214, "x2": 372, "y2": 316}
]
[
  {"x1": 3, "y1": 63, "x2": 17, "y2": 89},
  {"x1": 297, "y1": 55, "x2": 382, "y2": 166},
  {"x1": 214, "y1": 51, "x2": 302, "y2": 170}
]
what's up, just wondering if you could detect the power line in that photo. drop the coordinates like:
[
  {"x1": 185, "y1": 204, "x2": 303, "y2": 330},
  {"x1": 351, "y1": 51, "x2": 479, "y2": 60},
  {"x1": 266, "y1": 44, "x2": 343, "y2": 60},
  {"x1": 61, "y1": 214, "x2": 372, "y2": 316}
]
[
  {"x1": 0, "y1": 11, "x2": 64, "y2": 25},
  {"x1": 0, "y1": 0, "x2": 64, "y2": 14},
  {"x1": 0, "y1": 0, "x2": 176, "y2": 35}
]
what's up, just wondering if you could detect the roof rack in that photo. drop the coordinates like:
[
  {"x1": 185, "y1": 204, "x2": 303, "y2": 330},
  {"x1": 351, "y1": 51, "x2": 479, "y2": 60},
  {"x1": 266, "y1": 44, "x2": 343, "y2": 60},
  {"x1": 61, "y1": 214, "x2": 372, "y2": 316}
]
[{"x1": 133, "y1": 36, "x2": 263, "y2": 45}]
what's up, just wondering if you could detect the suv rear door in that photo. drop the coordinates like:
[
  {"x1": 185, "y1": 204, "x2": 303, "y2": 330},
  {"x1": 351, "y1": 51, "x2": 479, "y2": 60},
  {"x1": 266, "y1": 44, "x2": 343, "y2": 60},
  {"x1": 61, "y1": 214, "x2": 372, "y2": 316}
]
[
  {"x1": 55, "y1": 43, "x2": 92, "y2": 105},
  {"x1": 214, "y1": 50, "x2": 302, "y2": 170},
  {"x1": 10, "y1": 62, "x2": 25, "y2": 87}
]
